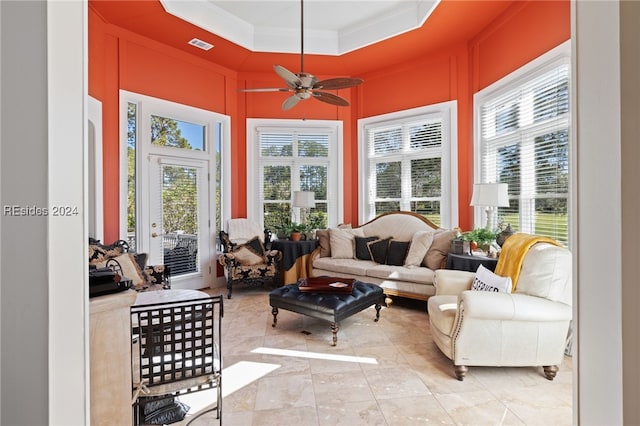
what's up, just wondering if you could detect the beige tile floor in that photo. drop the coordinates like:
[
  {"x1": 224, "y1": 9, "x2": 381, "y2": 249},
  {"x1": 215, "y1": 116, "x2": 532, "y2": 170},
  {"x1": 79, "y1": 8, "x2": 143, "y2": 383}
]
[{"x1": 178, "y1": 286, "x2": 573, "y2": 426}]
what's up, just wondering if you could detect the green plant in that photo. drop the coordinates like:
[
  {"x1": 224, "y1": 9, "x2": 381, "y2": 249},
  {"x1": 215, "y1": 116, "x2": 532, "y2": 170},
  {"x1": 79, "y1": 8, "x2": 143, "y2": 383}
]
[
  {"x1": 283, "y1": 222, "x2": 308, "y2": 234},
  {"x1": 307, "y1": 211, "x2": 327, "y2": 230},
  {"x1": 461, "y1": 228, "x2": 497, "y2": 248}
]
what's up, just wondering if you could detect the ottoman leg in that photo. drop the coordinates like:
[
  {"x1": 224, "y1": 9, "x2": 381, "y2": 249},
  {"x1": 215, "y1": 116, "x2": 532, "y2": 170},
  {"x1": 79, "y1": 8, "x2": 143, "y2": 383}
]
[
  {"x1": 271, "y1": 306, "x2": 279, "y2": 327},
  {"x1": 374, "y1": 303, "x2": 381, "y2": 322},
  {"x1": 330, "y1": 322, "x2": 339, "y2": 346}
]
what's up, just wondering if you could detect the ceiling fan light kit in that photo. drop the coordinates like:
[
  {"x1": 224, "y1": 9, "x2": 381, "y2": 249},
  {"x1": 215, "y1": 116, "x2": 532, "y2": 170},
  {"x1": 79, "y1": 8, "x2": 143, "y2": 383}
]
[{"x1": 241, "y1": 0, "x2": 363, "y2": 110}]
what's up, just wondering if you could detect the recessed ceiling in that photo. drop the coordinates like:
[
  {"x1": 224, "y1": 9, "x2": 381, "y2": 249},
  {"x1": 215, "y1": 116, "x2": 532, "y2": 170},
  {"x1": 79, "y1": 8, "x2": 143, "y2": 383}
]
[{"x1": 160, "y1": 0, "x2": 440, "y2": 55}]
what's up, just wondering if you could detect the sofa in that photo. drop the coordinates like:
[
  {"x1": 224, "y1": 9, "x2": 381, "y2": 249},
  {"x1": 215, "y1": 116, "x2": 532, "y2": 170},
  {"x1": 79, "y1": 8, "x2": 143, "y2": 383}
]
[{"x1": 309, "y1": 211, "x2": 457, "y2": 303}]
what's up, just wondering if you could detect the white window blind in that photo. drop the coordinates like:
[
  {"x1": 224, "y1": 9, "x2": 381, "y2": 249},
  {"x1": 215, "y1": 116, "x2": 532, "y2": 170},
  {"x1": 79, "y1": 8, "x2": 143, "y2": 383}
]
[
  {"x1": 364, "y1": 114, "x2": 446, "y2": 226},
  {"x1": 257, "y1": 128, "x2": 335, "y2": 232},
  {"x1": 477, "y1": 51, "x2": 570, "y2": 245}
]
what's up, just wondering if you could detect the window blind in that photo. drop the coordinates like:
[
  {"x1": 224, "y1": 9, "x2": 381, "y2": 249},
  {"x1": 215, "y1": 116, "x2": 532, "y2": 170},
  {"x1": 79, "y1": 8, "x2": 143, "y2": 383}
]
[
  {"x1": 478, "y1": 61, "x2": 570, "y2": 244},
  {"x1": 257, "y1": 130, "x2": 332, "y2": 231},
  {"x1": 366, "y1": 118, "x2": 444, "y2": 224}
]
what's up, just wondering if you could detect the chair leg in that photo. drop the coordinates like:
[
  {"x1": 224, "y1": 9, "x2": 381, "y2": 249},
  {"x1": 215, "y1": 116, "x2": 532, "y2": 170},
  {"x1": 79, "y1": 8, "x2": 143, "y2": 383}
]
[
  {"x1": 543, "y1": 365, "x2": 559, "y2": 380},
  {"x1": 454, "y1": 365, "x2": 468, "y2": 381}
]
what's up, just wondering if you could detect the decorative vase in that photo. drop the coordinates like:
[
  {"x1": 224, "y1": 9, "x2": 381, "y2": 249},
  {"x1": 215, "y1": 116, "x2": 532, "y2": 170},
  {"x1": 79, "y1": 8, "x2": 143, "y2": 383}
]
[{"x1": 496, "y1": 224, "x2": 514, "y2": 247}]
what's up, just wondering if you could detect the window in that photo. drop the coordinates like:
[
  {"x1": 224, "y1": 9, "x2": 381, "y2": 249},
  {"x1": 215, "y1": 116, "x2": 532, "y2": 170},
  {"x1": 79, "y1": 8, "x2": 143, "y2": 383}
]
[
  {"x1": 475, "y1": 41, "x2": 571, "y2": 245},
  {"x1": 358, "y1": 102, "x2": 458, "y2": 228},
  {"x1": 247, "y1": 119, "x2": 342, "y2": 231}
]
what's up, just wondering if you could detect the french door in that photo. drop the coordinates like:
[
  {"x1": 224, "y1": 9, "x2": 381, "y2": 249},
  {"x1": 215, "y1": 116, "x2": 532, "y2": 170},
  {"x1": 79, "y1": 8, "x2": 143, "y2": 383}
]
[
  {"x1": 122, "y1": 91, "x2": 224, "y2": 290},
  {"x1": 145, "y1": 154, "x2": 212, "y2": 289}
]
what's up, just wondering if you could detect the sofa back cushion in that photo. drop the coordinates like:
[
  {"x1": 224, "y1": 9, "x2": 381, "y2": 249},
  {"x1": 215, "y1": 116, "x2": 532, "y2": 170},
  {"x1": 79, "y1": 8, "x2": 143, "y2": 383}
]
[
  {"x1": 515, "y1": 243, "x2": 572, "y2": 305},
  {"x1": 423, "y1": 230, "x2": 457, "y2": 270}
]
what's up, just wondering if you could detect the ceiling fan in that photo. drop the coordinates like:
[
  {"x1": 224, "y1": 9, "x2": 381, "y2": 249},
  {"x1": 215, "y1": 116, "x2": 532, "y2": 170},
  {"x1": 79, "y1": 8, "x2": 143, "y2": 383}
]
[{"x1": 240, "y1": 0, "x2": 364, "y2": 111}]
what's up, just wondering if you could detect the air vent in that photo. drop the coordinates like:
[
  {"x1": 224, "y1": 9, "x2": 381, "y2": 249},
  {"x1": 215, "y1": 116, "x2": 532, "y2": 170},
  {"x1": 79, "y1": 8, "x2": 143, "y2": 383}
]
[{"x1": 188, "y1": 38, "x2": 214, "y2": 51}]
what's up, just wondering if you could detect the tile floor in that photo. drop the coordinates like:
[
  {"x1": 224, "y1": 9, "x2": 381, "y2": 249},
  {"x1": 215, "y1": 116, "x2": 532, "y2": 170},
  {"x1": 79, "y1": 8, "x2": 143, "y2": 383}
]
[{"x1": 178, "y1": 287, "x2": 573, "y2": 426}]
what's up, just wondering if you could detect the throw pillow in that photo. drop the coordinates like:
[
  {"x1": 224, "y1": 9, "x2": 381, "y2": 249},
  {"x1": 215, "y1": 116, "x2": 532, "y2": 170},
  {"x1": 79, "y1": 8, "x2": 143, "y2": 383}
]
[
  {"x1": 316, "y1": 229, "x2": 331, "y2": 257},
  {"x1": 97, "y1": 253, "x2": 146, "y2": 286},
  {"x1": 355, "y1": 236, "x2": 379, "y2": 260},
  {"x1": 244, "y1": 236, "x2": 265, "y2": 256},
  {"x1": 404, "y1": 230, "x2": 435, "y2": 267},
  {"x1": 231, "y1": 245, "x2": 264, "y2": 265},
  {"x1": 367, "y1": 237, "x2": 392, "y2": 264},
  {"x1": 329, "y1": 228, "x2": 356, "y2": 259},
  {"x1": 424, "y1": 229, "x2": 457, "y2": 270},
  {"x1": 88, "y1": 243, "x2": 124, "y2": 264},
  {"x1": 471, "y1": 264, "x2": 513, "y2": 293},
  {"x1": 386, "y1": 240, "x2": 410, "y2": 266}
]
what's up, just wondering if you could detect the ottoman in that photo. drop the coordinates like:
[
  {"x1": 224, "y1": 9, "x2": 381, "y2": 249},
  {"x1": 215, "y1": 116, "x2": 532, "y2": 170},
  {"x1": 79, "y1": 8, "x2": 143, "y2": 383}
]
[{"x1": 269, "y1": 281, "x2": 384, "y2": 346}]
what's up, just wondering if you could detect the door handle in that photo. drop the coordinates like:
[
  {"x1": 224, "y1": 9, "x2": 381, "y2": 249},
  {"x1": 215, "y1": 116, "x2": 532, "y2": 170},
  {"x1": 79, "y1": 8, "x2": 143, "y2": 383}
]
[{"x1": 151, "y1": 232, "x2": 158, "y2": 238}]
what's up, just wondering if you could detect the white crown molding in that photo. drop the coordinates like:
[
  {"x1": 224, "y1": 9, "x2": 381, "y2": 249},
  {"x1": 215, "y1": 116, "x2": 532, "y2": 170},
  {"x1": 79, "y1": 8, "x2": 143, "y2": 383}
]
[{"x1": 160, "y1": 0, "x2": 440, "y2": 56}]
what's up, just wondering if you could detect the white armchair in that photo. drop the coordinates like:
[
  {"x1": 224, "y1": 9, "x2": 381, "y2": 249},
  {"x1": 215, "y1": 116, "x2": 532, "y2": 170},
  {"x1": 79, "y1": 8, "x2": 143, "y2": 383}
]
[{"x1": 427, "y1": 240, "x2": 572, "y2": 381}]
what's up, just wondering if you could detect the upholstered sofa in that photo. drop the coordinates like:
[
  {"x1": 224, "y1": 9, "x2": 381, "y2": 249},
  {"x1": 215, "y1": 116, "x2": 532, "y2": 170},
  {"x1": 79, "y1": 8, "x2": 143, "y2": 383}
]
[
  {"x1": 309, "y1": 211, "x2": 457, "y2": 302},
  {"x1": 88, "y1": 239, "x2": 170, "y2": 292}
]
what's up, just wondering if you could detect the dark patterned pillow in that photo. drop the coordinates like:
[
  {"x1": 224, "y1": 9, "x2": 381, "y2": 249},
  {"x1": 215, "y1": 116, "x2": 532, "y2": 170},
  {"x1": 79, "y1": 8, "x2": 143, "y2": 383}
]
[
  {"x1": 386, "y1": 240, "x2": 410, "y2": 266},
  {"x1": 88, "y1": 243, "x2": 124, "y2": 264},
  {"x1": 144, "y1": 265, "x2": 169, "y2": 289},
  {"x1": 244, "y1": 236, "x2": 265, "y2": 256},
  {"x1": 355, "y1": 236, "x2": 378, "y2": 260},
  {"x1": 367, "y1": 237, "x2": 392, "y2": 264}
]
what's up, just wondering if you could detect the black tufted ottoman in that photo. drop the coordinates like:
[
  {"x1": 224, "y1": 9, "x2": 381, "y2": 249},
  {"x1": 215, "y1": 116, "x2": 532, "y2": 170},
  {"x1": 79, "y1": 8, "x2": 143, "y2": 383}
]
[{"x1": 269, "y1": 280, "x2": 384, "y2": 346}]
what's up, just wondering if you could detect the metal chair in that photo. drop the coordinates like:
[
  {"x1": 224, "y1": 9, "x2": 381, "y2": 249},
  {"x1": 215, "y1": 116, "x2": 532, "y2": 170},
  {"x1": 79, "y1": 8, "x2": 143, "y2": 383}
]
[{"x1": 131, "y1": 294, "x2": 223, "y2": 425}]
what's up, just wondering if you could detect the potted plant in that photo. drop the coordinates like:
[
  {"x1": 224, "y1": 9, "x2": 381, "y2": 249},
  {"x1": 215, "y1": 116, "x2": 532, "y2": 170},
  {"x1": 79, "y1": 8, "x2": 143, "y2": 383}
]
[
  {"x1": 461, "y1": 228, "x2": 497, "y2": 254},
  {"x1": 285, "y1": 222, "x2": 308, "y2": 241}
]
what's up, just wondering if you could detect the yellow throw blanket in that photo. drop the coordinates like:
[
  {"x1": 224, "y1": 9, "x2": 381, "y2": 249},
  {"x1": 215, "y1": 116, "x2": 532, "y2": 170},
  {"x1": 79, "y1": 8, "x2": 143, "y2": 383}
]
[{"x1": 494, "y1": 233, "x2": 562, "y2": 292}]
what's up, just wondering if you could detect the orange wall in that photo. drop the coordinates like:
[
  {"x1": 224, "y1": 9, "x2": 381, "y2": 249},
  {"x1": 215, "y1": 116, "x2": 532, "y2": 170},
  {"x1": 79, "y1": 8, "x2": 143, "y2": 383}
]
[{"x1": 88, "y1": 1, "x2": 569, "y2": 240}]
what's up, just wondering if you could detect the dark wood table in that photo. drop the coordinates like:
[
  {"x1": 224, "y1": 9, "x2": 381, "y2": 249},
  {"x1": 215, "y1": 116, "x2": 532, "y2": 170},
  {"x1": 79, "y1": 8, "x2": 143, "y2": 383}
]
[{"x1": 446, "y1": 252, "x2": 498, "y2": 272}]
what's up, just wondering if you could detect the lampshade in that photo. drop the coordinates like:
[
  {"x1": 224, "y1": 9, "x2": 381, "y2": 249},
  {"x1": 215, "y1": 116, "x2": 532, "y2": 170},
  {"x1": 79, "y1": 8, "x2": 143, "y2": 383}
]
[
  {"x1": 470, "y1": 183, "x2": 509, "y2": 207},
  {"x1": 292, "y1": 191, "x2": 315, "y2": 208}
]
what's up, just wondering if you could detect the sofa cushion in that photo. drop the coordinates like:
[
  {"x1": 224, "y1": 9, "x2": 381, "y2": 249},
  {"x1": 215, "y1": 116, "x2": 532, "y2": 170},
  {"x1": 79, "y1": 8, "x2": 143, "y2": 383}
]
[
  {"x1": 316, "y1": 229, "x2": 331, "y2": 257},
  {"x1": 312, "y1": 257, "x2": 376, "y2": 276},
  {"x1": 355, "y1": 236, "x2": 378, "y2": 260},
  {"x1": 471, "y1": 264, "x2": 512, "y2": 293},
  {"x1": 404, "y1": 230, "x2": 435, "y2": 267},
  {"x1": 329, "y1": 228, "x2": 357, "y2": 259},
  {"x1": 424, "y1": 229, "x2": 456, "y2": 270},
  {"x1": 386, "y1": 240, "x2": 410, "y2": 266},
  {"x1": 515, "y1": 243, "x2": 572, "y2": 303},
  {"x1": 367, "y1": 237, "x2": 392, "y2": 264},
  {"x1": 366, "y1": 264, "x2": 435, "y2": 285}
]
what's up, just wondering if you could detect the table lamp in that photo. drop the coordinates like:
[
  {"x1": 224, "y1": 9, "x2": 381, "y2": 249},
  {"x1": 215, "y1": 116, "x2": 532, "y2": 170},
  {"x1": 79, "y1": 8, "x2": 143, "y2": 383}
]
[
  {"x1": 293, "y1": 190, "x2": 315, "y2": 225},
  {"x1": 470, "y1": 183, "x2": 509, "y2": 230}
]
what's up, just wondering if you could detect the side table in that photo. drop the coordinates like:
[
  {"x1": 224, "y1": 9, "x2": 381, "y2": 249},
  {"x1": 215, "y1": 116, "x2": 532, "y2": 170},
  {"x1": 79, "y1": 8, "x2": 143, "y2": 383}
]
[
  {"x1": 271, "y1": 239, "x2": 319, "y2": 284},
  {"x1": 446, "y1": 252, "x2": 498, "y2": 272}
]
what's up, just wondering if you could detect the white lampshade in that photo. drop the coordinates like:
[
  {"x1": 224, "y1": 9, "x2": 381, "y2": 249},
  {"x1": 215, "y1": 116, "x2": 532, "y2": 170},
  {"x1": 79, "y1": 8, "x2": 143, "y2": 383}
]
[
  {"x1": 470, "y1": 183, "x2": 509, "y2": 207},
  {"x1": 292, "y1": 191, "x2": 315, "y2": 208}
]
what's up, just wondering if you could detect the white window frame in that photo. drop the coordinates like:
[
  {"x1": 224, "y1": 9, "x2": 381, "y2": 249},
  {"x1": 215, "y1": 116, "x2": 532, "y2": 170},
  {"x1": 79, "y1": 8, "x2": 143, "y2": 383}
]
[
  {"x1": 119, "y1": 90, "x2": 231, "y2": 249},
  {"x1": 474, "y1": 41, "x2": 571, "y2": 241},
  {"x1": 358, "y1": 101, "x2": 458, "y2": 228},
  {"x1": 246, "y1": 119, "x2": 344, "y2": 228}
]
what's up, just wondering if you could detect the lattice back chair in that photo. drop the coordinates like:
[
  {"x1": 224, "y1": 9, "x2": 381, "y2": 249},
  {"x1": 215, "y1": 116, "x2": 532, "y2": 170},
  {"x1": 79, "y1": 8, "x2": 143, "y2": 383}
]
[{"x1": 131, "y1": 294, "x2": 223, "y2": 425}]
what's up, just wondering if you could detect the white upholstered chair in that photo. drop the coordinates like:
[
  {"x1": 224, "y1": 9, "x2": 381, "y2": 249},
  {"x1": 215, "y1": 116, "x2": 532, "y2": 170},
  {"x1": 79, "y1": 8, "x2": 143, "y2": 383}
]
[{"x1": 427, "y1": 239, "x2": 572, "y2": 380}]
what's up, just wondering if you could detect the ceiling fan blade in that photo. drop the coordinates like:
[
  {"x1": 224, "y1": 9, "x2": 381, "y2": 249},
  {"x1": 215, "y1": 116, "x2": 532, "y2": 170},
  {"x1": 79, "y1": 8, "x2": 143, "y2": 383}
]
[
  {"x1": 312, "y1": 91, "x2": 350, "y2": 107},
  {"x1": 274, "y1": 65, "x2": 302, "y2": 89},
  {"x1": 314, "y1": 77, "x2": 364, "y2": 90},
  {"x1": 282, "y1": 95, "x2": 301, "y2": 110},
  {"x1": 239, "y1": 88, "x2": 291, "y2": 93}
]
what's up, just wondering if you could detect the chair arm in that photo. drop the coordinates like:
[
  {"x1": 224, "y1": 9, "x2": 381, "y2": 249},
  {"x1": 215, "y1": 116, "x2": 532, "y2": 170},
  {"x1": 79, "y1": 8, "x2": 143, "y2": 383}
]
[
  {"x1": 434, "y1": 269, "x2": 475, "y2": 296},
  {"x1": 458, "y1": 291, "x2": 572, "y2": 322}
]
